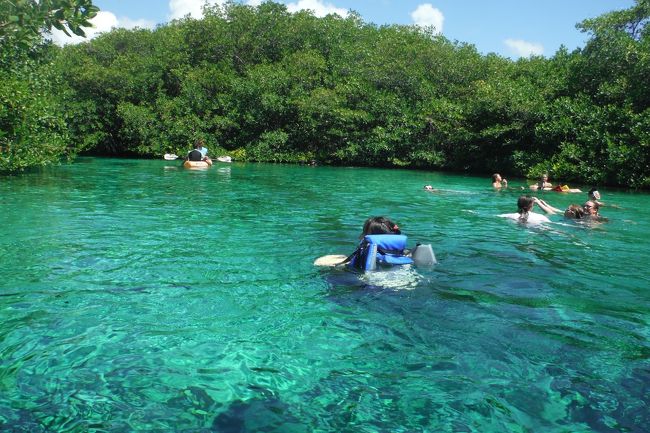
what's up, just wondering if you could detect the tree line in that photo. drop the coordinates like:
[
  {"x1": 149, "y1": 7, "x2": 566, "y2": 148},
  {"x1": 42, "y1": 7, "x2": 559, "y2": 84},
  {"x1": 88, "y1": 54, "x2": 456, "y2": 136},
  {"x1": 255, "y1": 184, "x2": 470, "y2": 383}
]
[{"x1": 1, "y1": 0, "x2": 649, "y2": 187}]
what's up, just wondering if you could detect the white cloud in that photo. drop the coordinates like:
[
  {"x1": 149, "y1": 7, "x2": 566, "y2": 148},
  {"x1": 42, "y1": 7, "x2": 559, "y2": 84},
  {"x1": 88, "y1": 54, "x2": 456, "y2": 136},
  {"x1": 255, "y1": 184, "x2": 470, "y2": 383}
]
[
  {"x1": 411, "y1": 4, "x2": 444, "y2": 33},
  {"x1": 48, "y1": 10, "x2": 156, "y2": 46},
  {"x1": 246, "y1": 0, "x2": 263, "y2": 6},
  {"x1": 169, "y1": 0, "x2": 226, "y2": 20},
  {"x1": 48, "y1": 10, "x2": 118, "y2": 45},
  {"x1": 504, "y1": 38, "x2": 544, "y2": 57},
  {"x1": 285, "y1": 0, "x2": 348, "y2": 18},
  {"x1": 119, "y1": 17, "x2": 157, "y2": 30}
]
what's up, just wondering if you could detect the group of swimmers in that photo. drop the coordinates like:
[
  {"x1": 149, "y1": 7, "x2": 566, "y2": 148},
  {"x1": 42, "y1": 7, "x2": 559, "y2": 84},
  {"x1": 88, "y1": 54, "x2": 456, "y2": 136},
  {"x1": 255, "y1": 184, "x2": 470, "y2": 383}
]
[
  {"x1": 317, "y1": 175, "x2": 612, "y2": 270},
  {"x1": 491, "y1": 172, "x2": 606, "y2": 223}
]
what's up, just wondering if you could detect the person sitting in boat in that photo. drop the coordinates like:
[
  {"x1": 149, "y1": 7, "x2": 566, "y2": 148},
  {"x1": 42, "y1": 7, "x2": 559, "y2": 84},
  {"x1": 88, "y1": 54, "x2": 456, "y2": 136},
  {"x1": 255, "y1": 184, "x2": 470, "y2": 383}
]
[
  {"x1": 492, "y1": 173, "x2": 507, "y2": 188},
  {"x1": 186, "y1": 140, "x2": 211, "y2": 163},
  {"x1": 197, "y1": 139, "x2": 208, "y2": 157},
  {"x1": 348, "y1": 216, "x2": 414, "y2": 271}
]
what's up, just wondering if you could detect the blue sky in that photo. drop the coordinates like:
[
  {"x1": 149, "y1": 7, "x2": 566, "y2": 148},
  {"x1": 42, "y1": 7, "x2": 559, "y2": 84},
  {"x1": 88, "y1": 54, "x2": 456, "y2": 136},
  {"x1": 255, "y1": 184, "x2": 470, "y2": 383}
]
[{"x1": 55, "y1": 0, "x2": 635, "y2": 58}]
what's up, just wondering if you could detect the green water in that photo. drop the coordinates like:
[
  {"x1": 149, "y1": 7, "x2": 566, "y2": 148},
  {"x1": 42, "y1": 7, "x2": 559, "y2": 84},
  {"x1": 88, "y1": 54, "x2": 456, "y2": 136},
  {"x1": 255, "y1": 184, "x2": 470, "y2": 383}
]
[{"x1": 1, "y1": 158, "x2": 649, "y2": 432}]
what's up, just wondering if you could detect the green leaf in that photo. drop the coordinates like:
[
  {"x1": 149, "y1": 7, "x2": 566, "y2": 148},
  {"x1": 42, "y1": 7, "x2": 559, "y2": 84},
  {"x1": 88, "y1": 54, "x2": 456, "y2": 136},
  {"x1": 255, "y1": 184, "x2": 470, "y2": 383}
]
[
  {"x1": 51, "y1": 20, "x2": 65, "y2": 31},
  {"x1": 71, "y1": 26, "x2": 86, "y2": 37}
]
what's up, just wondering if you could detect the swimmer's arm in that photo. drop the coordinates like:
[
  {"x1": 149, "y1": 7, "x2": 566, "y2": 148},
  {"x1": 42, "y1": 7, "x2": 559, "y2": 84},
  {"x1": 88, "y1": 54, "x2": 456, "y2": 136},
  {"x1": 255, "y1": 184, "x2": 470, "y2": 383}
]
[{"x1": 534, "y1": 197, "x2": 561, "y2": 214}]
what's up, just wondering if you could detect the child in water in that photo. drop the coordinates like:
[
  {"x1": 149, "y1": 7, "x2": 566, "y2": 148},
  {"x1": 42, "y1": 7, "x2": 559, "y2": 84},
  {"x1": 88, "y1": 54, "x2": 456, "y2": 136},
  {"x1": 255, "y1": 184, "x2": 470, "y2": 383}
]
[
  {"x1": 359, "y1": 216, "x2": 401, "y2": 238},
  {"x1": 350, "y1": 216, "x2": 413, "y2": 271},
  {"x1": 313, "y1": 217, "x2": 402, "y2": 266}
]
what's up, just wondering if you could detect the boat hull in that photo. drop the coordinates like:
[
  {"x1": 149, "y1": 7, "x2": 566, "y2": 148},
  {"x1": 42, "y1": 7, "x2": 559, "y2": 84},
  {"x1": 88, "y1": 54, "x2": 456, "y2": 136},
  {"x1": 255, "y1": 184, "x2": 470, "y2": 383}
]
[{"x1": 183, "y1": 159, "x2": 212, "y2": 169}]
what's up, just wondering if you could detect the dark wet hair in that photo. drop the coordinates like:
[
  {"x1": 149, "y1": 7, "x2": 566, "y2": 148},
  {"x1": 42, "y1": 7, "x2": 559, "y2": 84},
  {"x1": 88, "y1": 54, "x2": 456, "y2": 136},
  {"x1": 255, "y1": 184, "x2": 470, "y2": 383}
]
[
  {"x1": 517, "y1": 196, "x2": 534, "y2": 213},
  {"x1": 517, "y1": 196, "x2": 534, "y2": 222},
  {"x1": 360, "y1": 216, "x2": 401, "y2": 238},
  {"x1": 564, "y1": 204, "x2": 585, "y2": 219},
  {"x1": 587, "y1": 187, "x2": 601, "y2": 200},
  {"x1": 492, "y1": 173, "x2": 500, "y2": 182}
]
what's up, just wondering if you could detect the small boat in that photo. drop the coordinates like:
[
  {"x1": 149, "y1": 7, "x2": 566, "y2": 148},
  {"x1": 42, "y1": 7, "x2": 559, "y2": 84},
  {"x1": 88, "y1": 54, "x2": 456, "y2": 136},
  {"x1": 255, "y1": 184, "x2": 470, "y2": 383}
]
[
  {"x1": 183, "y1": 159, "x2": 213, "y2": 169},
  {"x1": 164, "y1": 153, "x2": 178, "y2": 160},
  {"x1": 216, "y1": 156, "x2": 232, "y2": 163}
]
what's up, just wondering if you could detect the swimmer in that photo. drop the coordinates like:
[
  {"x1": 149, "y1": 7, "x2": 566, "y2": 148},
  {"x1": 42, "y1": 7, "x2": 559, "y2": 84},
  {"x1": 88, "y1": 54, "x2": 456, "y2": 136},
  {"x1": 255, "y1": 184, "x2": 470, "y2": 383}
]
[
  {"x1": 563, "y1": 204, "x2": 585, "y2": 219},
  {"x1": 492, "y1": 173, "x2": 507, "y2": 188},
  {"x1": 530, "y1": 173, "x2": 553, "y2": 191},
  {"x1": 359, "y1": 216, "x2": 401, "y2": 238},
  {"x1": 534, "y1": 197, "x2": 562, "y2": 214},
  {"x1": 314, "y1": 216, "x2": 402, "y2": 266},
  {"x1": 588, "y1": 187, "x2": 601, "y2": 202},
  {"x1": 583, "y1": 200, "x2": 609, "y2": 222},
  {"x1": 583, "y1": 200, "x2": 601, "y2": 217},
  {"x1": 587, "y1": 187, "x2": 620, "y2": 209},
  {"x1": 499, "y1": 195, "x2": 551, "y2": 224},
  {"x1": 315, "y1": 217, "x2": 435, "y2": 269},
  {"x1": 423, "y1": 185, "x2": 437, "y2": 192}
]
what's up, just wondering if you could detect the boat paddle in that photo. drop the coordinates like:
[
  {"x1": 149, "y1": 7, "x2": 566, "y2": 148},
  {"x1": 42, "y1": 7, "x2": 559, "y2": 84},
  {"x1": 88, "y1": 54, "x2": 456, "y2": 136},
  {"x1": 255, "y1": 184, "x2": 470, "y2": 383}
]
[{"x1": 313, "y1": 254, "x2": 348, "y2": 266}]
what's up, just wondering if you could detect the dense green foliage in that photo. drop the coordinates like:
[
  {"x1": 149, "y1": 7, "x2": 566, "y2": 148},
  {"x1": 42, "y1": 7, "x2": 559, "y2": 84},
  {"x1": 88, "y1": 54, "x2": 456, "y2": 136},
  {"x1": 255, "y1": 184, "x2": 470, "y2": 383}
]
[
  {"x1": 2, "y1": 1, "x2": 650, "y2": 187},
  {"x1": 0, "y1": 48, "x2": 71, "y2": 172},
  {"x1": 0, "y1": 0, "x2": 98, "y2": 172}
]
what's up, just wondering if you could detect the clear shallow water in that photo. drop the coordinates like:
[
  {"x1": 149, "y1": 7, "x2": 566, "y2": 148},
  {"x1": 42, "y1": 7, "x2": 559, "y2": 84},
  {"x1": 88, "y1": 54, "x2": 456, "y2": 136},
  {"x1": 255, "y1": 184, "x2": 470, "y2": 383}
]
[{"x1": 1, "y1": 157, "x2": 649, "y2": 432}]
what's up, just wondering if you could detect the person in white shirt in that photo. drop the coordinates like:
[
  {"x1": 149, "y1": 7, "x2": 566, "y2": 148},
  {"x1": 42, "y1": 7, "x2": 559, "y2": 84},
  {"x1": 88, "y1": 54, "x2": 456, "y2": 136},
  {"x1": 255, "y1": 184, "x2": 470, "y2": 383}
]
[{"x1": 499, "y1": 195, "x2": 554, "y2": 224}]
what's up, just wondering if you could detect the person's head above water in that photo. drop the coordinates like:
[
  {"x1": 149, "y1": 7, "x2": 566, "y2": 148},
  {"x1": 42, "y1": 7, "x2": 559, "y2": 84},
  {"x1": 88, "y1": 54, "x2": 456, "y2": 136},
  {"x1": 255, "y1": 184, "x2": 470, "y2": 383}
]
[
  {"x1": 583, "y1": 200, "x2": 600, "y2": 216},
  {"x1": 360, "y1": 216, "x2": 401, "y2": 238},
  {"x1": 516, "y1": 195, "x2": 537, "y2": 222},
  {"x1": 492, "y1": 173, "x2": 502, "y2": 182},
  {"x1": 517, "y1": 196, "x2": 535, "y2": 214},
  {"x1": 564, "y1": 204, "x2": 585, "y2": 219},
  {"x1": 588, "y1": 187, "x2": 601, "y2": 201}
]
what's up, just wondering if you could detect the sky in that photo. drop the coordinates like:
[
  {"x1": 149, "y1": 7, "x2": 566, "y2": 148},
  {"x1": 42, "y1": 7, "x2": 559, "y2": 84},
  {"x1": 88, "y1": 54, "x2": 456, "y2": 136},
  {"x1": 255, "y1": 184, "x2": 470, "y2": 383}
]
[{"x1": 52, "y1": 0, "x2": 636, "y2": 58}]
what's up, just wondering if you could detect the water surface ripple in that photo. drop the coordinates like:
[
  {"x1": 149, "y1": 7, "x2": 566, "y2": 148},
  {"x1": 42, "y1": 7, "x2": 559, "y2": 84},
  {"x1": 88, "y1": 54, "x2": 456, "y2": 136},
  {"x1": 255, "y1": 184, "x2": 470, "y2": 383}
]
[{"x1": 1, "y1": 158, "x2": 649, "y2": 432}]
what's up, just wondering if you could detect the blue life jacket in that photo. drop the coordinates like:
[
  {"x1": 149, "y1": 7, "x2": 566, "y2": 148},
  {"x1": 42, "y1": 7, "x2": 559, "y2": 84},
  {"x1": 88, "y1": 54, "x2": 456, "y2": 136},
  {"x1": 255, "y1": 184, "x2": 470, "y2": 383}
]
[{"x1": 349, "y1": 234, "x2": 413, "y2": 271}]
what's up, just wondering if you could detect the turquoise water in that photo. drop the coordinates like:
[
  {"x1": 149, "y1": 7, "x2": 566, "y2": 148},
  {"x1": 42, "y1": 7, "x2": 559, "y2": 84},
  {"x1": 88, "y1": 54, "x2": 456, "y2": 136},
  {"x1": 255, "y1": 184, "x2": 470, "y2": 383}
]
[{"x1": 1, "y1": 157, "x2": 649, "y2": 432}]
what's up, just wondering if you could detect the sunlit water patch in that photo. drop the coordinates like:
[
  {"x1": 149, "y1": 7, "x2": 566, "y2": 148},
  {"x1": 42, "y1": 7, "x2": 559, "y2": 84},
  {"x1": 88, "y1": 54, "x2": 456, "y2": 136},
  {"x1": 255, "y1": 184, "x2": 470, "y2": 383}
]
[{"x1": 1, "y1": 158, "x2": 649, "y2": 432}]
